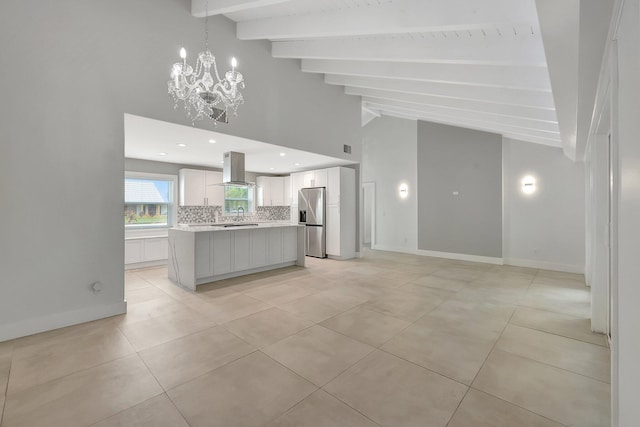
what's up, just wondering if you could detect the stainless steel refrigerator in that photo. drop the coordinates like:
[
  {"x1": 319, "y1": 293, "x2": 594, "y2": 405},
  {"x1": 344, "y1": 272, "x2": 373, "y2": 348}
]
[{"x1": 298, "y1": 187, "x2": 326, "y2": 258}]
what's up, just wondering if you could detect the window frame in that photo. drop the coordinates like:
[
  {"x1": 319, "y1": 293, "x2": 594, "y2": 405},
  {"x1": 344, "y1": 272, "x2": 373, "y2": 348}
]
[
  {"x1": 224, "y1": 185, "x2": 255, "y2": 214},
  {"x1": 124, "y1": 171, "x2": 178, "y2": 230}
]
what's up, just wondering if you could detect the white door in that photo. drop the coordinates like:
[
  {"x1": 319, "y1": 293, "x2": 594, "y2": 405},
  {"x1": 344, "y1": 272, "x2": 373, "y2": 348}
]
[
  {"x1": 327, "y1": 168, "x2": 340, "y2": 205},
  {"x1": 362, "y1": 182, "x2": 375, "y2": 247},
  {"x1": 608, "y1": 131, "x2": 617, "y2": 339}
]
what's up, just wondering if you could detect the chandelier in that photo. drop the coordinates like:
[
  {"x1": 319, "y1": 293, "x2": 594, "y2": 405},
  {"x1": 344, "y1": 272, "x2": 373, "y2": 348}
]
[{"x1": 168, "y1": 9, "x2": 244, "y2": 124}]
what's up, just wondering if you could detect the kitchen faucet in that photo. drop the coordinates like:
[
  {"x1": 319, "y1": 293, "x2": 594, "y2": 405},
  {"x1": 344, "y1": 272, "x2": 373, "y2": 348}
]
[{"x1": 237, "y1": 206, "x2": 245, "y2": 220}]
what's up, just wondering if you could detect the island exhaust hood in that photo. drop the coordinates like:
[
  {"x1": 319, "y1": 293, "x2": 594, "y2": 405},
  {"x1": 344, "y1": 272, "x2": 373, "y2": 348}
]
[{"x1": 219, "y1": 151, "x2": 254, "y2": 187}]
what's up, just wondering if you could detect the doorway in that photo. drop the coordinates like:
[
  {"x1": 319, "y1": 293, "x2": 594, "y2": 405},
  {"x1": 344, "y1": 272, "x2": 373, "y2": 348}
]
[{"x1": 362, "y1": 182, "x2": 375, "y2": 249}]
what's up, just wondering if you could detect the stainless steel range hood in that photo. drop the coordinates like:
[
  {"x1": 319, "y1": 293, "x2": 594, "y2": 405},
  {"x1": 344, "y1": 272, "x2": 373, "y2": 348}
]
[{"x1": 218, "y1": 151, "x2": 254, "y2": 187}]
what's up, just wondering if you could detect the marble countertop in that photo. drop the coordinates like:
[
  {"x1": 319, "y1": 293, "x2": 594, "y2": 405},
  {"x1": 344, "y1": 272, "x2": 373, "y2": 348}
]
[{"x1": 171, "y1": 222, "x2": 303, "y2": 232}]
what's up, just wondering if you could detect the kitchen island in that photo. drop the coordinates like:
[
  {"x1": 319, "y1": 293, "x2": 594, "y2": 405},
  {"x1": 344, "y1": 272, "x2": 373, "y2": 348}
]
[{"x1": 168, "y1": 223, "x2": 305, "y2": 290}]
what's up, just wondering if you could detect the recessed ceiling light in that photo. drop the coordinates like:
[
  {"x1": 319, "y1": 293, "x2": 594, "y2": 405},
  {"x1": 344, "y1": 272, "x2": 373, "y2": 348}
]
[
  {"x1": 280, "y1": 152, "x2": 286, "y2": 156},
  {"x1": 209, "y1": 139, "x2": 216, "y2": 144},
  {"x1": 176, "y1": 143, "x2": 187, "y2": 147},
  {"x1": 158, "y1": 152, "x2": 168, "y2": 156},
  {"x1": 294, "y1": 163, "x2": 300, "y2": 166},
  {"x1": 220, "y1": 161, "x2": 224, "y2": 164},
  {"x1": 269, "y1": 167, "x2": 275, "y2": 170}
]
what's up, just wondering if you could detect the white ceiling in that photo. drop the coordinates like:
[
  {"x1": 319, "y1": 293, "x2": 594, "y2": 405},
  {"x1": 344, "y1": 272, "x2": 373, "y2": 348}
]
[
  {"x1": 192, "y1": 0, "x2": 561, "y2": 148},
  {"x1": 124, "y1": 114, "x2": 356, "y2": 174}
]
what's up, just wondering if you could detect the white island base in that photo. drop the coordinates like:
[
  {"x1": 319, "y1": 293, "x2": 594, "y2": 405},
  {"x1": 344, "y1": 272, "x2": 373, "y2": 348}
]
[{"x1": 168, "y1": 224, "x2": 305, "y2": 291}]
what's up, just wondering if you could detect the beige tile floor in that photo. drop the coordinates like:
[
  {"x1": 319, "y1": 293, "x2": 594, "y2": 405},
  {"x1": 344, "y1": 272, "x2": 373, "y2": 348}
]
[{"x1": 0, "y1": 249, "x2": 610, "y2": 427}]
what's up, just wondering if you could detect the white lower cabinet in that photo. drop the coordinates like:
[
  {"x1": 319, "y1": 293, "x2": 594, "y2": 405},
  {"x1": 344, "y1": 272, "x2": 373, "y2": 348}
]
[
  {"x1": 233, "y1": 230, "x2": 251, "y2": 271},
  {"x1": 282, "y1": 227, "x2": 298, "y2": 262},
  {"x1": 125, "y1": 240, "x2": 143, "y2": 264},
  {"x1": 195, "y1": 233, "x2": 211, "y2": 279},
  {"x1": 268, "y1": 228, "x2": 283, "y2": 265},
  {"x1": 125, "y1": 237, "x2": 168, "y2": 266},
  {"x1": 251, "y1": 229, "x2": 268, "y2": 268},
  {"x1": 212, "y1": 232, "x2": 232, "y2": 275},
  {"x1": 177, "y1": 226, "x2": 302, "y2": 288}
]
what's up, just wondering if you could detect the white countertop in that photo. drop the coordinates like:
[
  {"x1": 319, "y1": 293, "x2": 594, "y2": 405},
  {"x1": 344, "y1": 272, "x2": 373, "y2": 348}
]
[{"x1": 171, "y1": 222, "x2": 303, "y2": 232}]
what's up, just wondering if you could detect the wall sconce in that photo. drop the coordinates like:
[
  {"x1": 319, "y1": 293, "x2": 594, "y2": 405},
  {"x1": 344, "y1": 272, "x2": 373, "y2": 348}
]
[
  {"x1": 399, "y1": 183, "x2": 409, "y2": 199},
  {"x1": 521, "y1": 175, "x2": 536, "y2": 194}
]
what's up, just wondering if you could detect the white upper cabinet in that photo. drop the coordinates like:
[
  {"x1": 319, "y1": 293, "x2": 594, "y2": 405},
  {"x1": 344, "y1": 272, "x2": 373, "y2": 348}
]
[
  {"x1": 301, "y1": 169, "x2": 327, "y2": 188},
  {"x1": 290, "y1": 172, "x2": 305, "y2": 206},
  {"x1": 180, "y1": 169, "x2": 206, "y2": 206},
  {"x1": 205, "y1": 171, "x2": 224, "y2": 206},
  {"x1": 179, "y1": 168, "x2": 223, "y2": 206},
  {"x1": 256, "y1": 176, "x2": 289, "y2": 207}
]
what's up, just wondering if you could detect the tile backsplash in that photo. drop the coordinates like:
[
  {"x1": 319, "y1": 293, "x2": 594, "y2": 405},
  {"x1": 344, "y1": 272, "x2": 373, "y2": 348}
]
[{"x1": 178, "y1": 206, "x2": 291, "y2": 224}]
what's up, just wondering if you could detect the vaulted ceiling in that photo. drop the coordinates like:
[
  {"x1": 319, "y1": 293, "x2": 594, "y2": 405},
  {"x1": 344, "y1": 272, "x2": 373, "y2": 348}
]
[{"x1": 193, "y1": 0, "x2": 561, "y2": 149}]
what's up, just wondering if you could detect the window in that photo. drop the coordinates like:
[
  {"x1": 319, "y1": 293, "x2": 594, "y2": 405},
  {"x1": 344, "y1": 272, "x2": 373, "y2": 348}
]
[
  {"x1": 224, "y1": 186, "x2": 254, "y2": 214},
  {"x1": 125, "y1": 173, "x2": 176, "y2": 228}
]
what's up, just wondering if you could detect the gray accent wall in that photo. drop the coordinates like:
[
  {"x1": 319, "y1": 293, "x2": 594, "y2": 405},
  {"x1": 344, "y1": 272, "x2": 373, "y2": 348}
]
[{"x1": 417, "y1": 121, "x2": 502, "y2": 258}]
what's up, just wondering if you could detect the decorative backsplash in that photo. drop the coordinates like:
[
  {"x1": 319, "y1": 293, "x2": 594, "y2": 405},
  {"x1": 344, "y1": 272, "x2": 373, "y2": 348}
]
[{"x1": 178, "y1": 206, "x2": 291, "y2": 224}]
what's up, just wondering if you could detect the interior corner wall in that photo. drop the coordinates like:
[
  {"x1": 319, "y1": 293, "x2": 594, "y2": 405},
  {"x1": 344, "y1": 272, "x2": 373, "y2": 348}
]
[
  {"x1": 502, "y1": 138, "x2": 585, "y2": 273},
  {"x1": 0, "y1": 0, "x2": 361, "y2": 342},
  {"x1": 417, "y1": 122, "x2": 502, "y2": 258},
  {"x1": 361, "y1": 116, "x2": 418, "y2": 253}
]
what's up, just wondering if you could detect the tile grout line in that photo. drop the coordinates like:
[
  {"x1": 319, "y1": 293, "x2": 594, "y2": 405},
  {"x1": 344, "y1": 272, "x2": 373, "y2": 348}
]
[{"x1": 465, "y1": 271, "x2": 575, "y2": 426}]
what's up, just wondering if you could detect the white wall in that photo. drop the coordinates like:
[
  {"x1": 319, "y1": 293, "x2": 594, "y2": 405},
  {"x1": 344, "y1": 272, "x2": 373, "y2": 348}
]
[
  {"x1": 503, "y1": 138, "x2": 585, "y2": 273},
  {"x1": 613, "y1": 0, "x2": 640, "y2": 423},
  {"x1": 0, "y1": 0, "x2": 361, "y2": 342},
  {"x1": 362, "y1": 116, "x2": 418, "y2": 253}
]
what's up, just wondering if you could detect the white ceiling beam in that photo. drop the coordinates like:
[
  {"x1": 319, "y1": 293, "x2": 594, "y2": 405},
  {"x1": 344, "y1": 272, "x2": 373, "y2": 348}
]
[
  {"x1": 374, "y1": 108, "x2": 561, "y2": 147},
  {"x1": 191, "y1": 0, "x2": 294, "y2": 17},
  {"x1": 302, "y1": 59, "x2": 551, "y2": 91},
  {"x1": 366, "y1": 102, "x2": 561, "y2": 142},
  {"x1": 325, "y1": 74, "x2": 556, "y2": 110},
  {"x1": 363, "y1": 98, "x2": 559, "y2": 133},
  {"x1": 237, "y1": 0, "x2": 539, "y2": 40},
  {"x1": 273, "y1": 36, "x2": 546, "y2": 67},
  {"x1": 346, "y1": 87, "x2": 557, "y2": 123}
]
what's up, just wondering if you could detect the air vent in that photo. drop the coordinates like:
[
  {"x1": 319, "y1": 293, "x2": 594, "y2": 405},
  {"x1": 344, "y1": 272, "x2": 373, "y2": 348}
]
[
  {"x1": 343, "y1": 144, "x2": 352, "y2": 154},
  {"x1": 209, "y1": 108, "x2": 228, "y2": 123}
]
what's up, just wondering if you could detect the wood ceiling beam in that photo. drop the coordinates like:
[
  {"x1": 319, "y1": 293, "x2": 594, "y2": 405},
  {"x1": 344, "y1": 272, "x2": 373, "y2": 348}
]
[
  {"x1": 363, "y1": 98, "x2": 559, "y2": 132},
  {"x1": 325, "y1": 75, "x2": 555, "y2": 109},
  {"x1": 346, "y1": 87, "x2": 557, "y2": 122},
  {"x1": 365, "y1": 101, "x2": 561, "y2": 141},
  {"x1": 303, "y1": 59, "x2": 551, "y2": 91},
  {"x1": 273, "y1": 36, "x2": 546, "y2": 67},
  {"x1": 192, "y1": 0, "x2": 294, "y2": 17},
  {"x1": 237, "y1": 0, "x2": 539, "y2": 40}
]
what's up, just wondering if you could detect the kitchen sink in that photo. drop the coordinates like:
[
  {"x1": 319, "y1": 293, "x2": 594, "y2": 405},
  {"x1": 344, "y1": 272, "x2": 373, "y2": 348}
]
[{"x1": 219, "y1": 223, "x2": 259, "y2": 228}]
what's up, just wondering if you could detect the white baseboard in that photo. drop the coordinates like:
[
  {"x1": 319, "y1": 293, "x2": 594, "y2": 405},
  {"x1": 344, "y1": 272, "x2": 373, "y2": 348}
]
[
  {"x1": 125, "y1": 259, "x2": 167, "y2": 270},
  {"x1": 372, "y1": 244, "x2": 503, "y2": 265},
  {"x1": 372, "y1": 244, "x2": 417, "y2": 254},
  {"x1": 0, "y1": 301, "x2": 127, "y2": 343},
  {"x1": 503, "y1": 258, "x2": 584, "y2": 274},
  {"x1": 415, "y1": 249, "x2": 504, "y2": 265}
]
